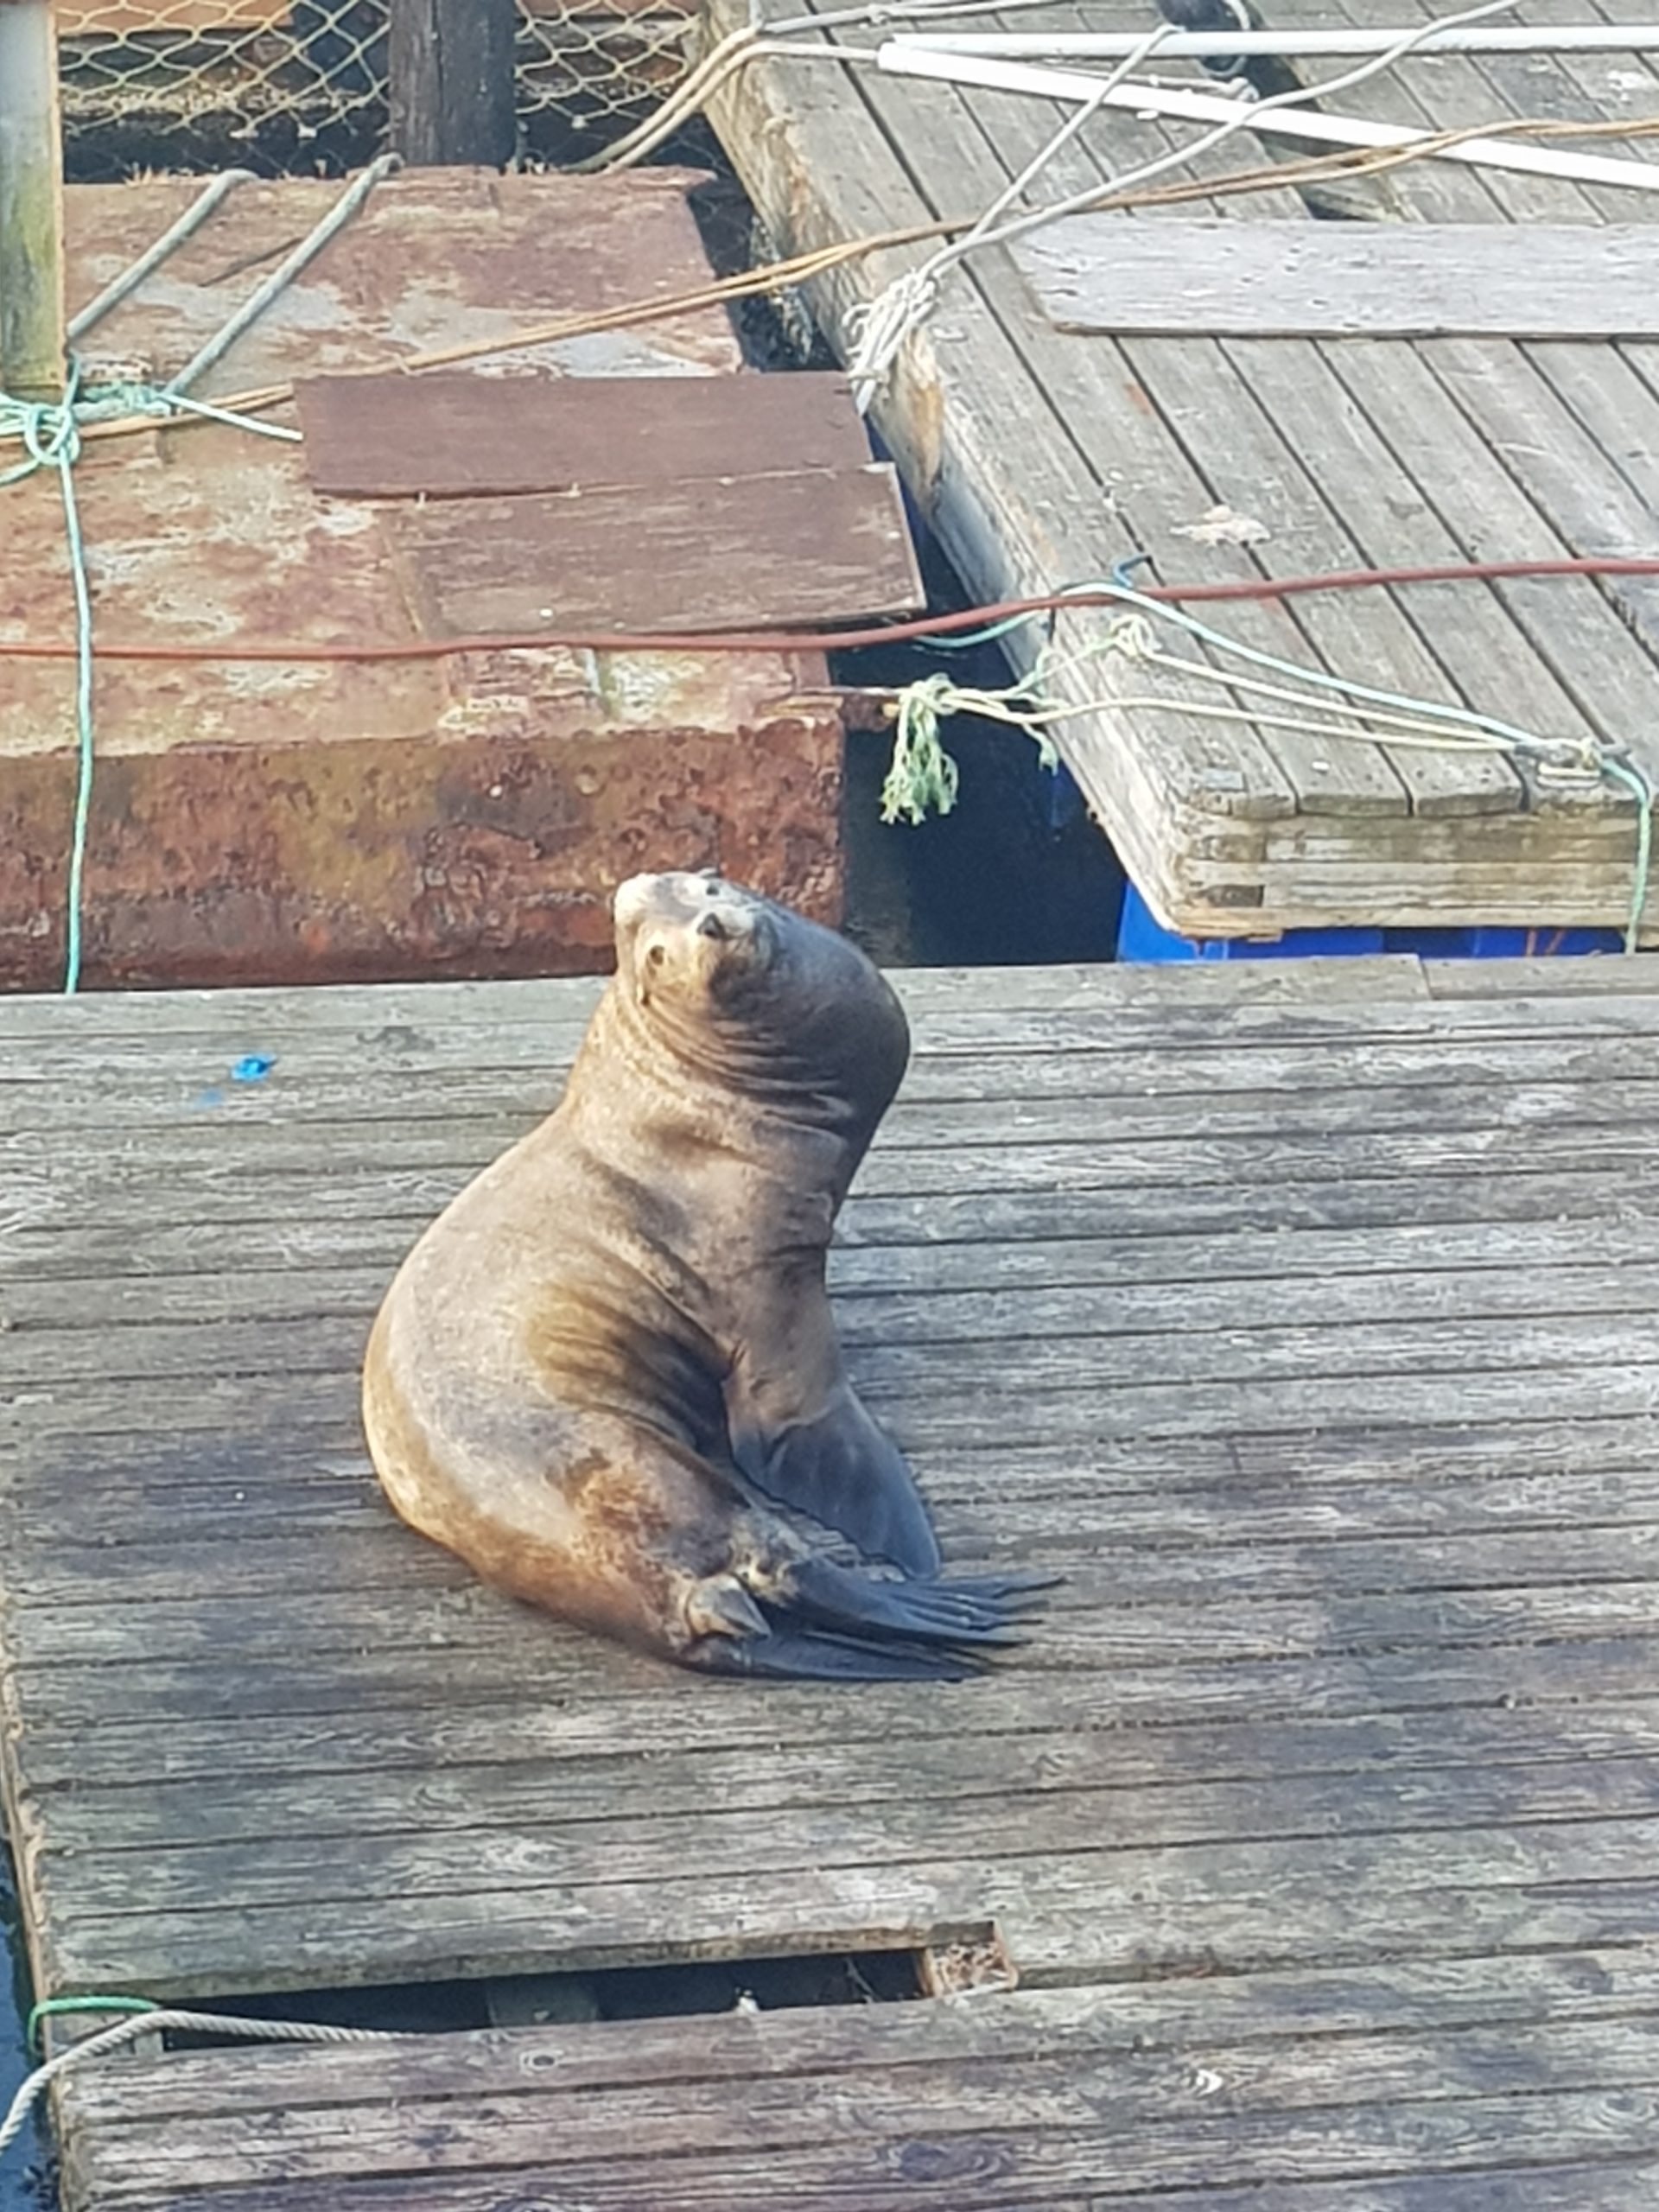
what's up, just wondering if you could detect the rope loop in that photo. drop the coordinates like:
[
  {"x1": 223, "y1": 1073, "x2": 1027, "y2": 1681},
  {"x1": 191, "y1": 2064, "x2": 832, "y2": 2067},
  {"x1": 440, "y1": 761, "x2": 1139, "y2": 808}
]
[{"x1": 1, "y1": 2002, "x2": 396, "y2": 2164}]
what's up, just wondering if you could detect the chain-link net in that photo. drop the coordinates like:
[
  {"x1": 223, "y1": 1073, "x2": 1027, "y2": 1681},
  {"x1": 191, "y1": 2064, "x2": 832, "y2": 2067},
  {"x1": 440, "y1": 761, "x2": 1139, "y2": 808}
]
[{"x1": 58, "y1": 0, "x2": 695, "y2": 179}]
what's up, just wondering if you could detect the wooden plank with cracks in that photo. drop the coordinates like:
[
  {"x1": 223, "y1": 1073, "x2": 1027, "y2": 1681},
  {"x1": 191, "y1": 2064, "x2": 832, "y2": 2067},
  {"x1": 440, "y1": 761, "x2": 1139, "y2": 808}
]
[
  {"x1": 296, "y1": 369, "x2": 877, "y2": 500},
  {"x1": 1016, "y1": 219, "x2": 1659, "y2": 338},
  {"x1": 381, "y1": 465, "x2": 926, "y2": 633}
]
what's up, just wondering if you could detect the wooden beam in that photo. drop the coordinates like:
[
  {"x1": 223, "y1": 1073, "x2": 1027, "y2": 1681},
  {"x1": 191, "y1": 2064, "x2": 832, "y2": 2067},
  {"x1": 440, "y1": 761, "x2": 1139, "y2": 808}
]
[
  {"x1": 389, "y1": 0, "x2": 517, "y2": 168},
  {"x1": 1015, "y1": 220, "x2": 1659, "y2": 341},
  {"x1": 0, "y1": 0, "x2": 66, "y2": 401}
]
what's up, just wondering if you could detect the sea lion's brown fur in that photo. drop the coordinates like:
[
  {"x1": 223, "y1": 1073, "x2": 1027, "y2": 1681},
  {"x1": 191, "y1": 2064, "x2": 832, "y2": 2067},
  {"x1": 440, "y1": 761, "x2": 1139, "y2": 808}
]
[{"x1": 362, "y1": 871, "x2": 1041, "y2": 1679}]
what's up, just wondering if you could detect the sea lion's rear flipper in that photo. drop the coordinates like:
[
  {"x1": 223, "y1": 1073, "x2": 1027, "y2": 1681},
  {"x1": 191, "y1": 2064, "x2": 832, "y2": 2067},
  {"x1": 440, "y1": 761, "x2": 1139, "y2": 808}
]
[
  {"x1": 728, "y1": 1381, "x2": 943, "y2": 1579},
  {"x1": 687, "y1": 1553, "x2": 1056, "y2": 1681}
]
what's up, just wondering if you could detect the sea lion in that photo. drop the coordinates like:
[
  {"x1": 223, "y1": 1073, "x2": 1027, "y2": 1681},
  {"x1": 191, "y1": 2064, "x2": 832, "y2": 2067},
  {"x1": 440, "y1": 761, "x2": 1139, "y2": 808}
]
[{"x1": 362, "y1": 869, "x2": 1043, "y2": 1680}]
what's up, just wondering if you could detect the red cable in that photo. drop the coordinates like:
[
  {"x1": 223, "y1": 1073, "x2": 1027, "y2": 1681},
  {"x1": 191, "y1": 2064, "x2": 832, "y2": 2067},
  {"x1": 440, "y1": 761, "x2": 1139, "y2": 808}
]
[{"x1": 0, "y1": 556, "x2": 1656, "y2": 662}]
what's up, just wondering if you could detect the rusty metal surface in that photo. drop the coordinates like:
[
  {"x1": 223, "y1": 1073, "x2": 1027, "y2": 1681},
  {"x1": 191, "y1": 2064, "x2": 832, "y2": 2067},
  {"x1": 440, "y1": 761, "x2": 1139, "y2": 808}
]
[
  {"x1": 0, "y1": 691, "x2": 844, "y2": 988},
  {"x1": 0, "y1": 169, "x2": 851, "y2": 991},
  {"x1": 62, "y1": 166, "x2": 744, "y2": 391}
]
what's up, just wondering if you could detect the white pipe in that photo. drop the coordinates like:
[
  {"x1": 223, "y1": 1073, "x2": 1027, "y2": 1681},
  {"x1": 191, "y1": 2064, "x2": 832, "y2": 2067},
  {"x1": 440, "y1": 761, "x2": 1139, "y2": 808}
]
[
  {"x1": 889, "y1": 25, "x2": 1659, "y2": 58},
  {"x1": 876, "y1": 45, "x2": 1659, "y2": 195}
]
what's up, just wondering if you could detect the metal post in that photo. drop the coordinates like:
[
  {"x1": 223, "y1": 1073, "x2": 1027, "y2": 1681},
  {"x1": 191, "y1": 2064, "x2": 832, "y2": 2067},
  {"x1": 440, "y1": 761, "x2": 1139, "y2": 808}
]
[
  {"x1": 389, "y1": 0, "x2": 518, "y2": 168},
  {"x1": 0, "y1": 0, "x2": 65, "y2": 400}
]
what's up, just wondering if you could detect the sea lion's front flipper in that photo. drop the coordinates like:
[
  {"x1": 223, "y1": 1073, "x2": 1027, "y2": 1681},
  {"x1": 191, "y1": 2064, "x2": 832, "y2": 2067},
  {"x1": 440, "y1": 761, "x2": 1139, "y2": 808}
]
[{"x1": 727, "y1": 1370, "x2": 943, "y2": 1578}]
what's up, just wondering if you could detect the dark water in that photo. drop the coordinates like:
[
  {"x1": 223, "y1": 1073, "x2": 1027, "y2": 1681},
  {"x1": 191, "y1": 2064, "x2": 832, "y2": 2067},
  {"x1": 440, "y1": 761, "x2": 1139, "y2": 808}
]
[{"x1": 0, "y1": 1859, "x2": 56, "y2": 2211}]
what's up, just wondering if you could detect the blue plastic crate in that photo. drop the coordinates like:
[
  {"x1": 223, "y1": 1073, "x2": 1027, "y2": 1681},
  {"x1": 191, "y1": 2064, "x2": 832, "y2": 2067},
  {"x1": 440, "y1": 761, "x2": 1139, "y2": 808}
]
[
  {"x1": 1116, "y1": 883, "x2": 1621, "y2": 964},
  {"x1": 1116, "y1": 883, "x2": 1383, "y2": 963}
]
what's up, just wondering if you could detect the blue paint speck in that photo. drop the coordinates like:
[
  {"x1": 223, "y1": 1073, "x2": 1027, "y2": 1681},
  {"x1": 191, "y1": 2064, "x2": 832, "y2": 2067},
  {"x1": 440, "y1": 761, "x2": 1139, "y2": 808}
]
[{"x1": 231, "y1": 1055, "x2": 276, "y2": 1084}]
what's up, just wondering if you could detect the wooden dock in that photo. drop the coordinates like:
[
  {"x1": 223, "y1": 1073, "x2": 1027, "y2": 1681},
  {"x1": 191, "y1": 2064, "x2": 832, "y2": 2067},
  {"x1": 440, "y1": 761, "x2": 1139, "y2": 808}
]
[
  {"x1": 4, "y1": 952, "x2": 1659, "y2": 2205},
  {"x1": 705, "y1": 0, "x2": 1659, "y2": 942}
]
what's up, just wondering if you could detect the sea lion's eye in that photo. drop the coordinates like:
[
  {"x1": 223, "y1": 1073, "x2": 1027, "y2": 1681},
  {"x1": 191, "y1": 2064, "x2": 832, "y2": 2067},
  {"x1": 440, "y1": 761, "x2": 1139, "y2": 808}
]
[
  {"x1": 646, "y1": 943, "x2": 667, "y2": 969},
  {"x1": 698, "y1": 914, "x2": 728, "y2": 942}
]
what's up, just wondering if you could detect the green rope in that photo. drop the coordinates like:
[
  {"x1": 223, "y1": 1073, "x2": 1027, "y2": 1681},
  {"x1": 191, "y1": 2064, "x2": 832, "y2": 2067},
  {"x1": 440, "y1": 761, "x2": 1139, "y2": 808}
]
[
  {"x1": 26, "y1": 1994, "x2": 156, "y2": 2054},
  {"x1": 880, "y1": 674, "x2": 962, "y2": 825},
  {"x1": 1602, "y1": 755, "x2": 1656, "y2": 953}
]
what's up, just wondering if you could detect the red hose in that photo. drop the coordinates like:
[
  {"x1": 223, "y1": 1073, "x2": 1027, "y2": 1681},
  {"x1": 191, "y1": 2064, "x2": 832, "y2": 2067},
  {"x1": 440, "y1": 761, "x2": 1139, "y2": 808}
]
[{"x1": 0, "y1": 556, "x2": 1656, "y2": 662}]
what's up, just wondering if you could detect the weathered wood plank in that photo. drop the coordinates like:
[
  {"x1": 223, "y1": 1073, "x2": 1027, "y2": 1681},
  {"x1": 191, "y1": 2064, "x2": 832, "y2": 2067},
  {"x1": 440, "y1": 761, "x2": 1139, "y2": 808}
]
[
  {"x1": 25, "y1": 1686, "x2": 1659, "y2": 1807},
  {"x1": 9, "y1": 1215, "x2": 1659, "y2": 1327},
  {"x1": 0, "y1": 953, "x2": 1649, "y2": 1040},
  {"x1": 15, "y1": 1357, "x2": 1659, "y2": 1452},
  {"x1": 27, "y1": 1730, "x2": 1659, "y2": 1875},
  {"x1": 41, "y1": 1844, "x2": 1659, "y2": 1996},
  {"x1": 5, "y1": 1167, "x2": 1649, "y2": 1285},
  {"x1": 14, "y1": 1022, "x2": 1659, "y2": 1141},
  {"x1": 68, "y1": 2141, "x2": 1659, "y2": 2212},
  {"x1": 16, "y1": 1628, "x2": 1659, "y2": 1740},
  {"x1": 12, "y1": 1258, "x2": 1659, "y2": 1367},
  {"x1": 1017, "y1": 219, "x2": 1659, "y2": 338},
  {"x1": 296, "y1": 369, "x2": 874, "y2": 499},
  {"x1": 56, "y1": 2018, "x2": 1659, "y2": 2194},
  {"x1": 53, "y1": 1948, "x2": 1659, "y2": 2120},
  {"x1": 384, "y1": 463, "x2": 925, "y2": 634},
  {"x1": 7, "y1": 1303, "x2": 1659, "y2": 1403},
  {"x1": 60, "y1": 2151, "x2": 1659, "y2": 2212}
]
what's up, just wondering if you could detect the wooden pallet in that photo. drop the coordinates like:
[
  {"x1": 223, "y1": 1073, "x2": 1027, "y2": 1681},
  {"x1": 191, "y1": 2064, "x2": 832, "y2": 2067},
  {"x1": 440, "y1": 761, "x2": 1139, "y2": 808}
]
[{"x1": 3, "y1": 954, "x2": 1659, "y2": 2203}]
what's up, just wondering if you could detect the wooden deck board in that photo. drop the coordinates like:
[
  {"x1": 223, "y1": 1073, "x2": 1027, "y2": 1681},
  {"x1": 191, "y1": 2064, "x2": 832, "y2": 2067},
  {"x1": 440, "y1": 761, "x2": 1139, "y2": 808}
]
[
  {"x1": 703, "y1": 0, "x2": 1659, "y2": 937},
  {"x1": 4, "y1": 957, "x2": 1659, "y2": 2205}
]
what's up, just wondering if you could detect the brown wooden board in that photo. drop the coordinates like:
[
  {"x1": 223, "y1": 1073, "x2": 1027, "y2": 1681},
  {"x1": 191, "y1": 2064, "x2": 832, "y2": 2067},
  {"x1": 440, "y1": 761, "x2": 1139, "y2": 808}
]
[
  {"x1": 382, "y1": 464, "x2": 925, "y2": 633},
  {"x1": 1015, "y1": 219, "x2": 1659, "y2": 339},
  {"x1": 296, "y1": 369, "x2": 876, "y2": 499}
]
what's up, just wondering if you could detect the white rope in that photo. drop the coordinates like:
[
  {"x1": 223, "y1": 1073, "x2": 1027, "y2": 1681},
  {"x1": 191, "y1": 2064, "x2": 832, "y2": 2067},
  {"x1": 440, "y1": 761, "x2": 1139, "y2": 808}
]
[
  {"x1": 847, "y1": 23, "x2": 1174, "y2": 406},
  {"x1": 165, "y1": 152, "x2": 400, "y2": 397},
  {"x1": 0, "y1": 2009, "x2": 394, "y2": 2162},
  {"x1": 578, "y1": 0, "x2": 1130, "y2": 172},
  {"x1": 880, "y1": 586, "x2": 1630, "y2": 823},
  {"x1": 67, "y1": 170, "x2": 257, "y2": 342},
  {"x1": 849, "y1": 0, "x2": 1523, "y2": 410}
]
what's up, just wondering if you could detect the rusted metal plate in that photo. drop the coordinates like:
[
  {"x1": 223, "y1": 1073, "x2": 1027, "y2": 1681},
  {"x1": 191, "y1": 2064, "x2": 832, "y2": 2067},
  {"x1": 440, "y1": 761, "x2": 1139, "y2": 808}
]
[
  {"x1": 61, "y1": 166, "x2": 742, "y2": 396},
  {"x1": 0, "y1": 172, "x2": 850, "y2": 993},
  {"x1": 296, "y1": 369, "x2": 874, "y2": 499},
  {"x1": 385, "y1": 467, "x2": 925, "y2": 636},
  {"x1": 0, "y1": 678, "x2": 844, "y2": 990}
]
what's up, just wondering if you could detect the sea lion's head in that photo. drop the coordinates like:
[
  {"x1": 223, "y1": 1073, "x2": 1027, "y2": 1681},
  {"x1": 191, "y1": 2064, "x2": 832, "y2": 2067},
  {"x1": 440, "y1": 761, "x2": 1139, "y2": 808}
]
[
  {"x1": 611, "y1": 870, "x2": 908, "y2": 1120},
  {"x1": 614, "y1": 869, "x2": 779, "y2": 1014}
]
